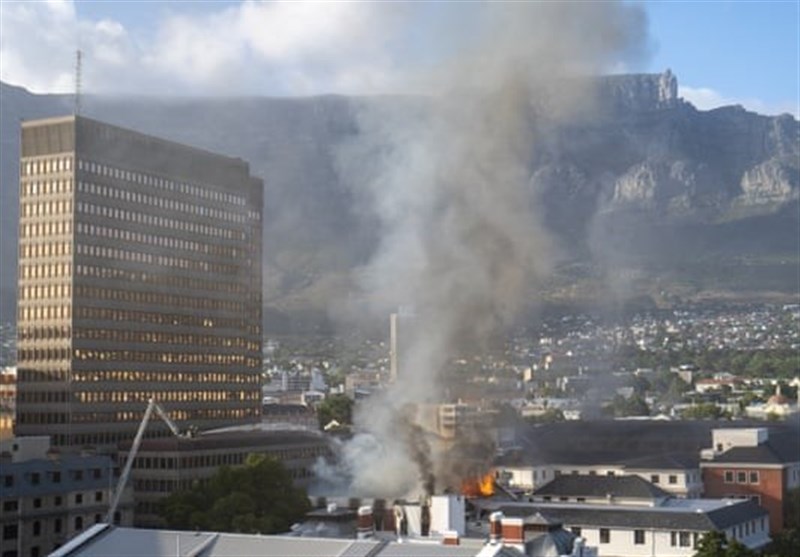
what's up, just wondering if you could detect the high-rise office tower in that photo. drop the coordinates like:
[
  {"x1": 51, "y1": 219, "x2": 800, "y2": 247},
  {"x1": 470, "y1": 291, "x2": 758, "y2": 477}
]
[{"x1": 15, "y1": 115, "x2": 263, "y2": 449}]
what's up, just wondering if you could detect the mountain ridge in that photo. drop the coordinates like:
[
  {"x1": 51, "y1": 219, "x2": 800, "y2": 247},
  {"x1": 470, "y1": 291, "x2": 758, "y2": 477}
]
[{"x1": 1, "y1": 74, "x2": 797, "y2": 330}]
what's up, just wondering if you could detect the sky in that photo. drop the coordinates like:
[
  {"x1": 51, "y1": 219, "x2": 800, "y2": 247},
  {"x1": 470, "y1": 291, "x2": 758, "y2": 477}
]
[{"x1": 0, "y1": 0, "x2": 797, "y2": 116}]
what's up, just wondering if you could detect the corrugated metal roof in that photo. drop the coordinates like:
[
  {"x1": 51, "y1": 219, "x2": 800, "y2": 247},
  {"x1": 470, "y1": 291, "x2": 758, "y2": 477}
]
[{"x1": 50, "y1": 528, "x2": 483, "y2": 557}]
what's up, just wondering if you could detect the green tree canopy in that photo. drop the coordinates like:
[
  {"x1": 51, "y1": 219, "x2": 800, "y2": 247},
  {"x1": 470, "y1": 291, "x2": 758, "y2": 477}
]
[
  {"x1": 692, "y1": 531, "x2": 756, "y2": 557},
  {"x1": 159, "y1": 454, "x2": 310, "y2": 534},
  {"x1": 317, "y1": 394, "x2": 354, "y2": 428}
]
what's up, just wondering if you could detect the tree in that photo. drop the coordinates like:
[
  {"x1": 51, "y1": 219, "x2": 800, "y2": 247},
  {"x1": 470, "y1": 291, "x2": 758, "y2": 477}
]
[
  {"x1": 681, "y1": 403, "x2": 731, "y2": 420},
  {"x1": 603, "y1": 394, "x2": 650, "y2": 417},
  {"x1": 317, "y1": 393, "x2": 354, "y2": 428},
  {"x1": 692, "y1": 531, "x2": 756, "y2": 557},
  {"x1": 159, "y1": 454, "x2": 310, "y2": 534}
]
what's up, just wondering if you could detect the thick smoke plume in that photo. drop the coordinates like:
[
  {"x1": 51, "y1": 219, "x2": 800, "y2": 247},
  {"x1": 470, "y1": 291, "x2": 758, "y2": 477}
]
[{"x1": 323, "y1": 2, "x2": 648, "y2": 498}]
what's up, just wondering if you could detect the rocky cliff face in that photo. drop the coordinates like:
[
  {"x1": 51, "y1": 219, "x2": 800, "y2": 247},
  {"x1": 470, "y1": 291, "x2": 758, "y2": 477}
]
[{"x1": 0, "y1": 75, "x2": 797, "y2": 326}]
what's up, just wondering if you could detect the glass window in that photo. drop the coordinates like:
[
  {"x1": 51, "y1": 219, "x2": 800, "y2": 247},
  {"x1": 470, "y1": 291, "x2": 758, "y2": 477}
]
[
  {"x1": 679, "y1": 532, "x2": 691, "y2": 547},
  {"x1": 725, "y1": 471, "x2": 734, "y2": 483},
  {"x1": 737, "y1": 471, "x2": 747, "y2": 483},
  {"x1": 634, "y1": 530, "x2": 645, "y2": 545},
  {"x1": 599, "y1": 529, "x2": 610, "y2": 544},
  {"x1": 749, "y1": 471, "x2": 759, "y2": 484}
]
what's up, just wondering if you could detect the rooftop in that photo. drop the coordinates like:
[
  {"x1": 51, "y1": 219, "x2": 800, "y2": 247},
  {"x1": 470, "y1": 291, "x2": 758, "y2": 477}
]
[
  {"x1": 50, "y1": 525, "x2": 480, "y2": 557},
  {"x1": 532, "y1": 475, "x2": 671, "y2": 500}
]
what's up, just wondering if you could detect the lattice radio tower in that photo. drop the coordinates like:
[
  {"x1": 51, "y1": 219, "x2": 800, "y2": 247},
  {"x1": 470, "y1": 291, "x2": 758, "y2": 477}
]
[{"x1": 74, "y1": 49, "x2": 82, "y2": 115}]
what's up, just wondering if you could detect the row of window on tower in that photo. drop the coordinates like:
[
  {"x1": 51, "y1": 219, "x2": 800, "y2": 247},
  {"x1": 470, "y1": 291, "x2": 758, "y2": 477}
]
[
  {"x1": 73, "y1": 284, "x2": 248, "y2": 313},
  {"x1": 78, "y1": 179, "x2": 252, "y2": 224},
  {"x1": 21, "y1": 155, "x2": 73, "y2": 176},
  {"x1": 75, "y1": 242, "x2": 242, "y2": 275},
  {"x1": 77, "y1": 221, "x2": 248, "y2": 260},
  {"x1": 76, "y1": 158, "x2": 249, "y2": 207},
  {"x1": 73, "y1": 304, "x2": 257, "y2": 333},
  {"x1": 76, "y1": 200, "x2": 252, "y2": 241},
  {"x1": 72, "y1": 262, "x2": 251, "y2": 295}
]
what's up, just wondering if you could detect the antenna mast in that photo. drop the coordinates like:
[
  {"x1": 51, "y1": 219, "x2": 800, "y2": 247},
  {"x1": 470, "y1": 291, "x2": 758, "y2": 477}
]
[{"x1": 74, "y1": 49, "x2": 82, "y2": 115}]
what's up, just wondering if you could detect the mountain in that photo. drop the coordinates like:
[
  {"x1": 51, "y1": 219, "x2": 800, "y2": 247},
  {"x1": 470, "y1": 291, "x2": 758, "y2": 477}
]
[{"x1": 1, "y1": 73, "x2": 797, "y2": 331}]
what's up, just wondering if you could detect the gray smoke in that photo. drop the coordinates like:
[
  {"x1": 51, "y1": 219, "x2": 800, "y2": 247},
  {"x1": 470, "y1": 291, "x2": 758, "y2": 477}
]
[{"x1": 325, "y1": 2, "x2": 649, "y2": 498}]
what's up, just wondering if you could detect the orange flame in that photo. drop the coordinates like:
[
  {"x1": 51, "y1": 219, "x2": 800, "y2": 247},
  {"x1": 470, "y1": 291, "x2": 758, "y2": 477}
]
[{"x1": 461, "y1": 472, "x2": 495, "y2": 497}]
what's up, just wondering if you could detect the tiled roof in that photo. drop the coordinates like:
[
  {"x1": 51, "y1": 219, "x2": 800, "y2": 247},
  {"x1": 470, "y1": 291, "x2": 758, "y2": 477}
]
[
  {"x1": 705, "y1": 430, "x2": 800, "y2": 465},
  {"x1": 532, "y1": 475, "x2": 671, "y2": 499},
  {"x1": 487, "y1": 499, "x2": 767, "y2": 532}
]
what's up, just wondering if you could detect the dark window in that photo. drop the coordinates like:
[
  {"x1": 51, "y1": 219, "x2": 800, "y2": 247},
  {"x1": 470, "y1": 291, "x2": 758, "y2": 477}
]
[
  {"x1": 725, "y1": 471, "x2": 734, "y2": 483},
  {"x1": 54, "y1": 519, "x2": 62, "y2": 534},
  {"x1": 670, "y1": 531, "x2": 677, "y2": 546},
  {"x1": 543, "y1": 496, "x2": 551, "y2": 501},
  {"x1": 54, "y1": 496, "x2": 62, "y2": 506},
  {"x1": 749, "y1": 471, "x2": 759, "y2": 484},
  {"x1": 94, "y1": 514, "x2": 101, "y2": 524},
  {"x1": 680, "y1": 531, "x2": 691, "y2": 547},
  {"x1": 33, "y1": 521, "x2": 41, "y2": 536},
  {"x1": 33, "y1": 498, "x2": 42, "y2": 508},
  {"x1": 31, "y1": 548, "x2": 40, "y2": 557},
  {"x1": 2, "y1": 524, "x2": 18, "y2": 540},
  {"x1": 737, "y1": 471, "x2": 747, "y2": 483},
  {"x1": 31, "y1": 472, "x2": 40, "y2": 485},
  {"x1": 571, "y1": 527, "x2": 582, "y2": 536},
  {"x1": 92, "y1": 468, "x2": 101, "y2": 479},
  {"x1": 634, "y1": 530, "x2": 645, "y2": 545},
  {"x1": 95, "y1": 491, "x2": 103, "y2": 502},
  {"x1": 651, "y1": 474, "x2": 659, "y2": 484},
  {"x1": 75, "y1": 493, "x2": 83, "y2": 504},
  {"x1": 668, "y1": 475, "x2": 678, "y2": 484},
  {"x1": 74, "y1": 516, "x2": 83, "y2": 531},
  {"x1": 73, "y1": 470, "x2": 83, "y2": 481},
  {"x1": 600, "y1": 528, "x2": 610, "y2": 543},
  {"x1": 2, "y1": 500, "x2": 17, "y2": 512},
  {"x1": 607, "y1": 471, "x2": 615, "y2": 476},
  {"x1": 2, "y1": 475, "x2": 13, "y2": 488},
  {"x1": 52, "y1": 471, "x2": 61, "y2": 483}
]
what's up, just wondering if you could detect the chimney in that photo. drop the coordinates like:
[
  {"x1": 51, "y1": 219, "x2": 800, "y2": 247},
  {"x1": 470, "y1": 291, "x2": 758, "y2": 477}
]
[
  {"x1": 500, "y1": 517, "x2": 524, "y2": 546},
  {"x1": 489, "y1": 511, "x2": 504, "y2": 544},
  {"x1": 443, "y1": 530, "x2": 460, "y2": 545},
  {"x1": 357, "y1": 506, "x2": 374, "y2": 539}
]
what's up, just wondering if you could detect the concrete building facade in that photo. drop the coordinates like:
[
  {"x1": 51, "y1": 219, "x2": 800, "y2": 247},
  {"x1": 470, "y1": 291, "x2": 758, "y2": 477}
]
[
  {"x1": 0, "y1": 437, "x2": 133, "y2": 557},
  {"x1": 15, "y1": 115, "x2": 263, "y2": 450},
  {"x1": 120, "y1": 427, "x2": 330, "y2": 527}
]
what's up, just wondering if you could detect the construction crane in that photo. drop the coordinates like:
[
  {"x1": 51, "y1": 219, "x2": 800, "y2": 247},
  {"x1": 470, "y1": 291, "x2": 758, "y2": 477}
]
[{"x1": 106, "y1": 398, "x2": 192, "y2": 523}]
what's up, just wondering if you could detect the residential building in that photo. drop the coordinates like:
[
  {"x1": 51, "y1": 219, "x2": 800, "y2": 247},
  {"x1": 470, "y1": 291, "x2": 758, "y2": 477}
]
[
  {"x1": 15, "y1": 115, "x2": 263, "y2": 450},
  {"x1": 496, "y1": 421, "x2": 709, "y2": 497},
  {"x1": 530, "y1": 475, "x2": 672, "y2": 506},
  {"x1": 0, "y1": 437, "x2": 132, "y2": 557},
  {"x1": 701, "y1": 427, "x2": 800, "y2": 533},
  {"x1": 481, "y1": 498, "x2": 770, "y2": 557}
]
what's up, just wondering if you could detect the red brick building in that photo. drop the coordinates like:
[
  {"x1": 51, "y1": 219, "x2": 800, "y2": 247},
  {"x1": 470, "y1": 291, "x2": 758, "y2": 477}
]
[{"x1": 701, "y1": 427, "x2": 800, "y2": 534}]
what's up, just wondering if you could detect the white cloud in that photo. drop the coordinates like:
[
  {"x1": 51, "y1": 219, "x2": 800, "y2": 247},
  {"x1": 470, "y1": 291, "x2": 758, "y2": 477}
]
[
  {"x1": 680, "y1": 85, "x2": 798, "y2": 119},
  {"x1": 0, "y1": 0, "x2": 413, "y2": 96}
]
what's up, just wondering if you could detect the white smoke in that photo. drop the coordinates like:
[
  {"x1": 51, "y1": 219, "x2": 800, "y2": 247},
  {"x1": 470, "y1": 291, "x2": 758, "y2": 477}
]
[{"x1": 323, "y1": 1, "x2": 650, "y2": 498}]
